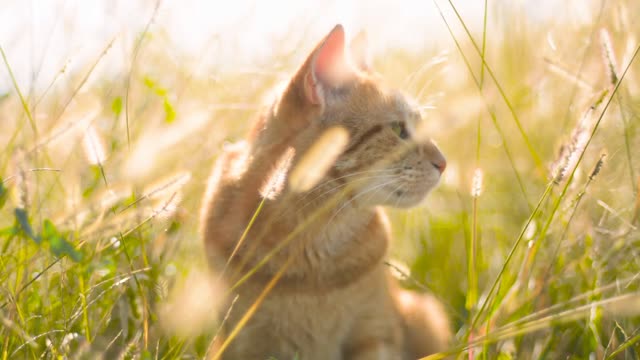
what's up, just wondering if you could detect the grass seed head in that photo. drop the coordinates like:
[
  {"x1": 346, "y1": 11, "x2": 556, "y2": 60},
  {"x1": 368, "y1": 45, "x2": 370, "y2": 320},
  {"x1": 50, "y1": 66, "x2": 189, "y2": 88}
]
[
  {"x1": 471, "y1": 168, "x2": 483, "y2": 198},
  {"x1": 589, "y1": 153, "x2": 606, "y2": 181},
  {"x1": 260, "y1": 147, "x2": 294, "y2": 199},
  {"x1": 599, "y1": 28, "x2": 619, "y2": 86}
]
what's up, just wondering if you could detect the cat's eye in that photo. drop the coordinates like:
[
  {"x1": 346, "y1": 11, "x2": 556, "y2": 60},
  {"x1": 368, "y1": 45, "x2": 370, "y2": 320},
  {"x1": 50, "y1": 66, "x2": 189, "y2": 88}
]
[{"x1": 390, "y1": 122, "x2": 409, "y2": 140}]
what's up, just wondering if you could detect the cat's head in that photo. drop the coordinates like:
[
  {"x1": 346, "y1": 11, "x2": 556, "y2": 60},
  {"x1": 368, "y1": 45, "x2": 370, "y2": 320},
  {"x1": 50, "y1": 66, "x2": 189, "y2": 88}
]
[{"x1": 276, "y1": 25, "x2": 446, "y2": 208}]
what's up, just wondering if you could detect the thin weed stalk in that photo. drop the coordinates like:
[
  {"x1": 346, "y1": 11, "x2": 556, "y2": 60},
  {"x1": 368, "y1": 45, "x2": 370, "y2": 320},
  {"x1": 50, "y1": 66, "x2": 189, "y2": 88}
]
[
  {"x1": 618, "y1": 96, "x2": 636, "y2": 192},
  {"x1": 211, "y1": 257, "x2": 292, "y2": 360},
  {"x1": 606, "y1": 332, "x2": 640, "y2": 359},
  {"x1": 0, "y1": 46, "x2": 37, "y2": 135},
  {"x1": 125, "y1": 0, "x2": 162, "y2": 149},
  {"x1": 467, "y1": 169, "x2": 482, "y2": 311},
  {"x1": 466, "y1": 180, "x2": 555, "y2": 340},
  {"x1": 52, "y1": 37, "x2": 116, "y2": 125},
  {"x1": 559, "y1": 0, "x2": 607, "y2": 131},
  {"x1": 520, "y1": 44, "x2": 640, "y2": 288},
  {"x1": 424, "y1": 292, "x2": 640, "y2": 360},
  {"x1": 632, "y1": 176, "x2": 640, "y2": 225},
  {"x1": 444, "y1": 0, "x2": 544, "y2": 172},
  {"x1": 219, "y1": 196, "x2": 268, "y2": 282},
  {"x1": 468, "y1": 1, "x2": 489, "y2": 347},
  {"x1": 431, "y1": 0, "x2": 533, "y2": 211},
  {"x1": 600, "y1": 28, "x2": 637, "y2": 193},
  {"x1": 78, "y1": 275, "x2": 92, "y2": 343},
  {"x1": 539, "y1": 153, "x2": 606, "y2": 287},
  {"x1": 496, "y1": 275, "x2": 638, "y2": 334}
]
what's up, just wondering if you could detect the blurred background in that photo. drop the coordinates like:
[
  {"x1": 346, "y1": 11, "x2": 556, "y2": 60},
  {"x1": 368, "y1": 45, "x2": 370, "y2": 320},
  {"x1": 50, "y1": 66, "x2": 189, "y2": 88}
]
[
  {"x1": 1, "y1": 0, "x2": 639, "y2": 358},
  {"x1": 0, "y1": 0, "x2": 598, "y2": 92}
]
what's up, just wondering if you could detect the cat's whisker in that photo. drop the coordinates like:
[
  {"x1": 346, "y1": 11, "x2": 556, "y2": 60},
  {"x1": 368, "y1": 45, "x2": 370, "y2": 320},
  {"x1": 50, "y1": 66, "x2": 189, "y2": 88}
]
[
  {"x1": 300, "y1": 167, "x2": 400, "y2": 204},
  {"x1": 286, "y1": 142, "x2": 426, "y2": 222},
  {"x1": 325, "y1": 180, "x2": 399, "y2": 228},
  {"x1": 302, "y1": 168, "x2": 402, "y2": 195},
  {"x1": 244, "y1": 172, "x2": 397, "y2": 268},
  {"x1": 276, "y1": 174, "x2": 398, "y2": 225},
  {"x1": 296, "y1": 172, "x2": 401, "y2": 208},
  {"x1": 246, "y1": 172, "x2": 403, "y2": 264},
  {"x1": 366, "y1": 180, "x2": 401, "y2": 207},
  {"x1": 389, "y1": 182, "x2": 407, "y2": 208}
]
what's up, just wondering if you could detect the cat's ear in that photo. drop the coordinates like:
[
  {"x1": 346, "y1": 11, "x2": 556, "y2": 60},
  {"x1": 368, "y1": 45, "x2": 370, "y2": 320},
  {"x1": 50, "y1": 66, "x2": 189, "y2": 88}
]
[
  {"x1": 349, "y1": 30, "x2": 371, "y2": 72},
  {"x1": 303, "y1": 24, "x2": 348, "y2": 106}
]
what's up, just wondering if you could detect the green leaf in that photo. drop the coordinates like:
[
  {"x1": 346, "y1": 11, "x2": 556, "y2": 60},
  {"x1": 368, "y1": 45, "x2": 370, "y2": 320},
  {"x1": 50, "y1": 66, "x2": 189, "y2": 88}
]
[
  {"x1": 15, "y1": 208, "x2": 40, "y2": 244},
  {"x1": 121, "y1": 191, "x2": 138, "y2": 209},
  {"x1": 0, "y1": 226, "x2": 16, "y2": 238},
  {"x1": 141, "y1": 350, "x2": 153, "y2": 360},
  {"x1": 111, "y1": 97, "x2": 123, "y2": 116},
  {"x1": 41, "y1": 219, "x2": 83, "y2": 262},
  {"x1": 497, "y1": 351, "x2": 514, "y2": 360},
  {"x1": 0, "y1": 179, "x2": 7, "y2": 209},
  {"x1": 163, "y1": 97, "x2": 176, "y2": 123},
  {"x1": 82, "y1": 165, "x2": 102, "y2": 198},
  {"x1": 154, "y1": 87, "x2": 167, "y2": 97},
  {"x1": 143, "y1": 75, "x2": 155, "y2": 89},
  {"x1": 166, "y1": 220, "x2": 181, "y2": 234},
  {"x1": 42, "y1": 219, "x2": 58, "y2": 240},
  {"x1": 49, "y1": 235, "x2": 83, "y2": 262}
]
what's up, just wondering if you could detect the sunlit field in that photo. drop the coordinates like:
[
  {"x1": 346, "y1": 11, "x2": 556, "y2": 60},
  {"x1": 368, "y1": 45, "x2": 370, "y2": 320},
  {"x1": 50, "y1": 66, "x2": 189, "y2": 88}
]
[{"x1": 1, "y1": 0, "x2": 639, "y2": 358}]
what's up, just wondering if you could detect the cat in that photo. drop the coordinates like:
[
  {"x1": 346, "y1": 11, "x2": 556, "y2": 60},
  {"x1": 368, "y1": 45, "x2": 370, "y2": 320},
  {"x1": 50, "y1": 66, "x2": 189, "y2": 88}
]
[{"x1": 200, "y1": 24, "x2": 451, "y2": 360}]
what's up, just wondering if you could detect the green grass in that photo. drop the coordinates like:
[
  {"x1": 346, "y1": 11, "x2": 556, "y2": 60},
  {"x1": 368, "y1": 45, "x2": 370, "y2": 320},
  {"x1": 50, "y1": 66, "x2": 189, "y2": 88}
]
[{"x1": 2, "y1": 1, "x2": 640, "y2": 359}]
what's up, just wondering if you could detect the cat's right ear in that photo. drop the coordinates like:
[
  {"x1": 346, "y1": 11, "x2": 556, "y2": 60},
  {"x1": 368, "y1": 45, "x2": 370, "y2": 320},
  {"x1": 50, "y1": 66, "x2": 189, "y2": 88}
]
[
  {"x1": 349, "y1": 30, "x2": 371, "y2": 72},
  {"x1": 302, "y1": 24, "x2": 348, "y2": 107}
]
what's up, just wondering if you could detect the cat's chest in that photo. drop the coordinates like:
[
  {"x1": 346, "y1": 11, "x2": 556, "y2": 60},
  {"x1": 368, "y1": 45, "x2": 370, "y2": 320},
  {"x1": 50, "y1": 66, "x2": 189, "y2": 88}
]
[
  {"x1": 258, "y1": 279, "x2": 369, "y2": 330},
  {"x1": 271, "y1": 292, "x2": 356, "y2": 338},
  {"x1": 238, "y1": 266, "x2": 386, "y2": 356}
]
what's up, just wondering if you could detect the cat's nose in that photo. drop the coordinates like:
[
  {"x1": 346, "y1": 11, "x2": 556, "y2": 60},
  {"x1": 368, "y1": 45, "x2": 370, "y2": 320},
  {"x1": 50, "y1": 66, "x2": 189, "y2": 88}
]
[
  {"x1": 430, "y1": 151, "x2": 447, "y2": 174},
  {"x1": 421, "y1": 140, "x2": 446, "y2": 174},
  {"x1": 431, "y1": 157, "x2": 446, "y2": 173}
]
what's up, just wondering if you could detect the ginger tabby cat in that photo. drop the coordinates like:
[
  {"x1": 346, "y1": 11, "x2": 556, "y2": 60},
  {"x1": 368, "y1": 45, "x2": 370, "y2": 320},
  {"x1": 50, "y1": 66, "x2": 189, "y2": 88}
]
[{"x1": 201, "y1": 25, "x2": 451, "y2": 359}]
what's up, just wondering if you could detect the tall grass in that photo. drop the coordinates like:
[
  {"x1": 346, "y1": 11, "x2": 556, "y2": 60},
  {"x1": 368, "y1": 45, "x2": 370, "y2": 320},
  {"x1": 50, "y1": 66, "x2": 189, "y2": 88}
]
[{"x1": 1, "y1": 0, "x2": 640, "y2": 359}]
